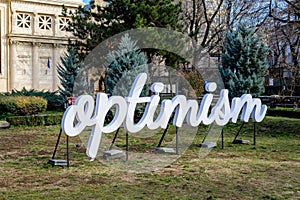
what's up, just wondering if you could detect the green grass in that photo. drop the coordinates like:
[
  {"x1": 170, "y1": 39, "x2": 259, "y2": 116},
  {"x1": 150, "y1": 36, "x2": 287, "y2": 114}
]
[
  {"x1": 268, "y1": 106, "x2": 300, "y2": 112},
  {"x1": 0, "y1": 116, "x2": 299, "y2": 199}
]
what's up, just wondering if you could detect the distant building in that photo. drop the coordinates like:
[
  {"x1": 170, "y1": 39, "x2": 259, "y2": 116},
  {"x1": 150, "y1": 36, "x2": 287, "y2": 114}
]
[
  {"x1": 267, "y1": 23, "x2": 300, "y2": 95},
  {"x1": 0, "y1": 0, "x2": 83, "y2": 92}
]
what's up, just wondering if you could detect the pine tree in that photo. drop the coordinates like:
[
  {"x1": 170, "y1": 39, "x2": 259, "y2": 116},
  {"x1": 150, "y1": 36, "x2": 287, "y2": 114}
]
[
  {"x1": 56, "y1": 49, "x2": 82, "y2": 101},
  {"x1": 63, "y1": 0, "x2": 182, "y2": 61},
  {"x1": 219, "y1": 24, "x2": 269, "y2": 99},
  {"x1": 105, "y1": 34, "x2": 148, "y2": 97}
]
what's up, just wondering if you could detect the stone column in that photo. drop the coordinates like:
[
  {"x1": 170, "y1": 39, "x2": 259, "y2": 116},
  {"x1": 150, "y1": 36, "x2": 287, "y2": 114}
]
[
  {"x1": 52, "y1": 44, "x2": 60, "y2": 91},
  {"x1": 33, "y1": 12, "x2": 38, "y2": 35},
  {"x1": 32, "y1": 42, "x2": 40, "y2": 89},
  {"x1": 11, "y1": 11, "x2": 17, "y2": 34},
  {"x1": 54, "y1": 14, "x2": 59, "y2": 37},
  {"x1": 9, "y1": 40, "x2": 18, "y2": 91}
]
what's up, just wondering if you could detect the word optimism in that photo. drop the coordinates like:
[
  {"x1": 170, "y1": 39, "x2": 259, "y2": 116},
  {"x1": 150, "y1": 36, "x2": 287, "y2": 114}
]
[{"x1": 62, "y1": 73, "x2": 267, "y2": 160}]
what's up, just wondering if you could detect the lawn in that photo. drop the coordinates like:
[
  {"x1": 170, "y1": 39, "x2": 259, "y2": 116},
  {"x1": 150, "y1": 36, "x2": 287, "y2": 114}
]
[{"x1": 0, "y1": 116, "x2": 299, "y2": 199}]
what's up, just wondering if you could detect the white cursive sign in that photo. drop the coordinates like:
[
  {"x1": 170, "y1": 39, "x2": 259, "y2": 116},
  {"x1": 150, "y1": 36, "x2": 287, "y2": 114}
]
[{"x1": 62, "y1": 73, "x2": 267, "y2": 160}]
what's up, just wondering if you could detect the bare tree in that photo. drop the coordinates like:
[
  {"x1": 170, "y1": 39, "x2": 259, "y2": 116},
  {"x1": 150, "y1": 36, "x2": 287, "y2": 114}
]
[
  {"x1": 268, "y1": 0, "x2": 300, "y2": 25},
  {"x1": 182, "y1": 0, "x2": 225, "y2": 55},
  {"x1": 266, "y1": 0, "x2": 300, "y2": 95},
  {"x1": 181, "y1": 0, "x2": 269, "y2": 60}
]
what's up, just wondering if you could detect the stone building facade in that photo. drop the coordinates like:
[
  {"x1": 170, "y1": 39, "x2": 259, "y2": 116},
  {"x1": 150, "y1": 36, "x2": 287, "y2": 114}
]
[{"x1": 0, "y1": 0, "x2": 83, "y2": 92}]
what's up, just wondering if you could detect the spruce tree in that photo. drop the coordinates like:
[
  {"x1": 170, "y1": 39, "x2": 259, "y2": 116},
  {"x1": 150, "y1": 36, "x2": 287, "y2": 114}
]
[
  {"x1": 105, "y1": 34, "x2": 148, "y2": 97},
  {"x1": 219, "y1": 24, "x2": 269, "y2": 99},
  {"x1": 56, "y1": 49, "x2": 82, "y2": 101}
]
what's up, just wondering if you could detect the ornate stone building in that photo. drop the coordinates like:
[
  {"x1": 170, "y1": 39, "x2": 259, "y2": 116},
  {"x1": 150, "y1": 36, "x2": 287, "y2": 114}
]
[{"x1": 0, "y1": 0, "x2": 83, "y2": 92}]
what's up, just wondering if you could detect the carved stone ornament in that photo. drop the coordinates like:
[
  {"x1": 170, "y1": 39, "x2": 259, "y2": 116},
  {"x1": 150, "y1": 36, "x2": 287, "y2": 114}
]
[
  {"x1": 32, "y1": 42, "x2": 42, "y2": 47},
  {"x1": 16, "y1": 13, "x2": 31, "y2": 29},
  {"x1": 9, "y1": 40, "x2": 19, "y2": 45}
]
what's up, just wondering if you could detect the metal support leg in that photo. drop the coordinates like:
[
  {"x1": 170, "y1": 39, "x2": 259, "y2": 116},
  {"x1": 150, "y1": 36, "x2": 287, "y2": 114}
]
[
  {"x1": 254, "y1": 122, "x2": 256, "y2": 145},
  {"x1": 52, "y1": 128, "x2": 62, "y2": 159},
  {"x1": 109, "y1": 128, "x2": 120, "y2": 150},
  {"x1": 126, "y1": 131, "x2": 129, "y2": 161},
  {"x1": 49, "y1": 128, "x2": 69, "y2": 167},
  {"x1": 66, "y1": 135, "x2": 69, "y2": 167},
  {"x1": 221, "y1": 128, "x2": 224, "y2": 149},
  {"x1": 232, "y1": 122, "x2": 245, "y2": 143},
  {"x1": 176, "y1": 127, "x2": 179, "y2": 155},
  {"x1": 157, "y1": 124, "x2": 169, "y2": 148}
]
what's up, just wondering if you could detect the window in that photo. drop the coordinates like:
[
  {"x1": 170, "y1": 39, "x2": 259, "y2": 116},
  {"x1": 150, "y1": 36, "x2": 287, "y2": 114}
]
[
  {"x1": 59, "y1": 17, "x2": 70, "y2": 31},
  {"x1": 39, "y1": 15, "x2": 52, "y2": 30},
  {"x1": 17, "y1": 13, "x2": 31, "y2": 28}
]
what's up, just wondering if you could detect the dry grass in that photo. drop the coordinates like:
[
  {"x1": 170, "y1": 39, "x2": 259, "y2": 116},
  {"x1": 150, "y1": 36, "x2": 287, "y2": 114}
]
[{"x1": 0, "y1": 116, "x2": 299, "y2": 199}]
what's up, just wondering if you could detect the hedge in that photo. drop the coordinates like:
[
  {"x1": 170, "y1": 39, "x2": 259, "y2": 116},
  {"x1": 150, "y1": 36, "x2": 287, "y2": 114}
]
[
  {"x1": 0, "y1": 87, "x2": 64, "y2": 111},
  {"x1": 0, "y1": 96, "x2": 47, "y2": 115},
  {"x1": 4, "y1": 111, "x2": 299, "y2": 127},
  {"x1": 6, "y1": 114, "x2": 63, "y2": 126},
  {"x1": 267, "y1": 109, "x2": 300, "y2": 119}
]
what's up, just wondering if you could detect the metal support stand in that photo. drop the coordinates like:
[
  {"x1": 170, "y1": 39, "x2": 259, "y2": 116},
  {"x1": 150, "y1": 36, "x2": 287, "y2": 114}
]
[
  {"x1": 200, "y1": 125, "x2": 217, "y2": 149},
  {"x1": 103, "y1": 128, "x2": 125, "y2": 160},
  {"x1": 232, "y1": 122, "x2": 245, "y2": 143},
  {"x1": 231, "y1": 121, "x2": 257, "y2": 145},
  {"x1": 48, "y1": 128, "x2": 69, "y2": 167},
  {"x1": 155, "y1": 124, "x2": 176, "y2": 154}
]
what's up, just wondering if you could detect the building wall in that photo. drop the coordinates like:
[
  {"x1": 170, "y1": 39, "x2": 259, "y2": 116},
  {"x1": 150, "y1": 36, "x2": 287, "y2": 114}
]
[
  {"x1": 0, "y1": 0, "x2": 83, "y2": 92},
  {"x1": 0, "y1": 2, "x2": 8, "y2": 91}
]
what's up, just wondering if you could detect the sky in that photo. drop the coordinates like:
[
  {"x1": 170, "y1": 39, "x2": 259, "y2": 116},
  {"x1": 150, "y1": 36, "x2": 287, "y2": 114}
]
[{"x1": 82, "y1": 0, "x2": 90, "y2": 4}]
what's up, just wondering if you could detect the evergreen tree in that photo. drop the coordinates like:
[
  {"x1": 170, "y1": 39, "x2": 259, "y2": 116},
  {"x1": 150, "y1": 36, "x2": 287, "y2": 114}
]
[
  {"x1": 219, "y1": 24, "x2": 269, "y2": 99},
  {"x1": 56, "y1": 49, "x2": 82, "y2": 101},
  {"x1": 106, "y1": 34, "x2": 148, "y2": 97},
  {"x1": 63, "y1": 0, "x2": 182, "y2": 61}
]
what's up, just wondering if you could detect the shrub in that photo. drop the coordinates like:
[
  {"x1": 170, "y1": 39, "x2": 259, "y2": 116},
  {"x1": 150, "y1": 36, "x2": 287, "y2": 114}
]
[
  {"x1": 267, "y1": 109, "x2": 300, "y2": 119},
  {"x1": 44, "y1": 114, "x2": 63, "y2": 125},
  {"x1": 0, "y1": 97, "x2": 16, "y2": 114},
  {"x1": 0, "y1": 96, "x2": 47, "y2": 115},
  {"x1": 1, "y1": 87, "x2": 64, "y2": 111},
  {"x1": 6, "y1": 114, "x2": 62, "y2": 126}
]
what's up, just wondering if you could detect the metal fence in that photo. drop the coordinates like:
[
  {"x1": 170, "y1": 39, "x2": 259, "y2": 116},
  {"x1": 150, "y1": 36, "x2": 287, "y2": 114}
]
[{"x1": 259, "y1": 96, "x2": 300, "y2": 108}]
